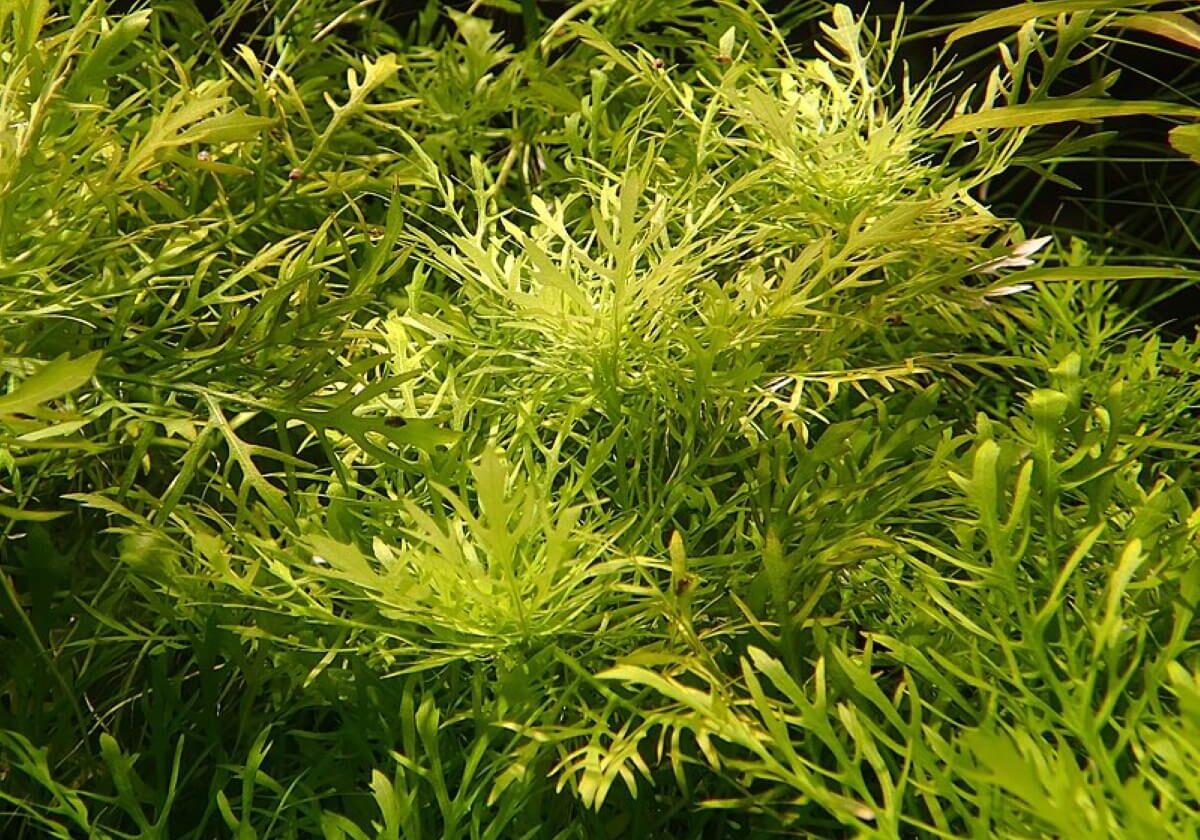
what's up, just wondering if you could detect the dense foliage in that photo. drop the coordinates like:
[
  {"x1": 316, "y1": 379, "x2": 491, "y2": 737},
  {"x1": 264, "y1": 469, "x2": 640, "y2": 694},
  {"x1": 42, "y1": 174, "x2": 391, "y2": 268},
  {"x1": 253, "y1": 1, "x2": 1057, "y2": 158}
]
[{"x1": 2, "y1": 1, "x2": 1198, "y2": 837}]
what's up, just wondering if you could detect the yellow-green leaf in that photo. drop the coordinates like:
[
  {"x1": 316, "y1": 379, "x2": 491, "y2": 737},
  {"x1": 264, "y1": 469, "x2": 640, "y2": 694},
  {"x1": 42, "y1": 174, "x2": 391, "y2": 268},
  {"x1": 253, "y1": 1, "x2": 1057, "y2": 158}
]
[
  {"x1": 1169, "y1": 124, "x2": 1200, "y2": 163},
  {"x1": 205, "y1": 396, "x2": 296, "y2": 532},
  {"x1": 946, "y1": 1, "x2": 1146, "y2": 45},
  {"x1": 1121, "y1": 12, "x2": 1200, "y2": 52},
  {"x1": 0, "y1": 503, "x2": 67, "y2": 521},
  {"x1": 15, "y1": 0, "x2": 50, "y2": 54},
  {"x1": 936, "y1": 98, "x2": 1200, "y2": 136},
  {"x1": 67, "y1": 10, "x2": 151, "y2": 94},
  {"x1": 1002, "y1": 265, "x2": 1200, "y2": 283},
  {"x1": 175, "y1": 111, "x2": 275, "y2": 146},
  {"x1": 1096, "y1": 539, "x2": 1145, "y2": 652},
  {"x1": 17, "y1": 419, "x2": 92, "y2": 441},
  {"x1": 0, "y1": 352, "x2": 101, "y2": 417}
]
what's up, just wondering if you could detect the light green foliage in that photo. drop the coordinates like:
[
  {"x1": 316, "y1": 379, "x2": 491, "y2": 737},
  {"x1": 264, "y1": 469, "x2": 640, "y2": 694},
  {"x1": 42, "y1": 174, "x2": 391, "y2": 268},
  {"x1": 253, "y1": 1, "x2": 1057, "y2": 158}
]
[{"x1": 1, "y1": 1, "x2": 1198, "y2": 838}]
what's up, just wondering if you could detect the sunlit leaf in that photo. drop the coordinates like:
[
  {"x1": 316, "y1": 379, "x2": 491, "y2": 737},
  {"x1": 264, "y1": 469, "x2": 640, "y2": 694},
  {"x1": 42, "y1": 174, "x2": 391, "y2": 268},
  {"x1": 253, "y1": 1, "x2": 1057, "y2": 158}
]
[
  {"x1": 1121, "y1": 12, "x2": 1200, "y2": 52},
  {"x1": 1168, "y1": 123, "x2": 1200, "y2": 163},
  {"x1": 0, "y1": 352, "x2": 100, "y2": 418},
  {"x1": 66, "y1": 10, "x2": 150, "y2": 95},
  {"x1": 946, "y1": 0, "x2": 1158, "y2": 45},
  {"x1": 936, "y1": 98, "x2": 1200, "y2": 135}
]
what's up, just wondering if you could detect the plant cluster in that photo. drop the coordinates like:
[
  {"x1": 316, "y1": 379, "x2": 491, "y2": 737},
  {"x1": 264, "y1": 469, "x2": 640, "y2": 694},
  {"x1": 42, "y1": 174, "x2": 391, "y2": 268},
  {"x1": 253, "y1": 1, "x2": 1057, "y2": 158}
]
[{"x1": 1, "y1": 1, "x2": 1198, "y2": 837}]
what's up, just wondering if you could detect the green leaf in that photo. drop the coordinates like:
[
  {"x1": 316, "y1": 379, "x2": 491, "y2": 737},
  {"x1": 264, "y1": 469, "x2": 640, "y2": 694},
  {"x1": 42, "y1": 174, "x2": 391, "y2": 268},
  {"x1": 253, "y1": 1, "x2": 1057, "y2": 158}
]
[
  {"x1": 67, "y1": 10, "x2": 151, "y2": 95},
  {"x1": 761, "y1": 529, "x2": 789, "y2": 618},
  {"x1": 1001, "y1": 265, "x2": 1200, "y2": 284},
  {"x1": 962, "y1": 729, "x2": 1051, "y2": 813},
  {"x1": 1168, "y1": 124, "x2": 1200, "y2": 163},
  {"x1": 946, "y1": 1, "x2": 1150, "y2": 45},
  {"x1": 809, "y1": 420, "x2": 860, "y2": 463},
  {"x1": 1121, "y1": 12, "x2": 1200, "y2": 52},
  {"x1": 1095, "y1": 539, "x2": 1145, "y2": 653},
  {"x1": 320, "y1": 813, "x2": 372, "y2": 840},
  {"x1": 830, "y1": 647, "x2": 907, "y2": 731},
  {"x1": 473, "y1": 447, "x2": 509, "y2": 528},
  {"x1": 0, "y1": 352, "x2": 100, "y2": 418},
  {"x1": 205, "y1": 396, "x2": 296, "y2": 532},
  {"x1": 0, "y1": 503, "x2": 67, "y2": 522},
  {"x1": 597, "y1": 665, "x2": 717, "y2": 714},
  {"x1": 718, "y1": 25, "x2": 736, "y2": 58},
  {"x1": 99, "y1": 733, "x2": 152, "y2": 832},
  {"x1": 14, "y1": 0, "x2": 49, "y2": 54},
  {"x1": 175, "y1": 111, "x2": 276, "y2": 145},
  {"x1": 0, "y1": 731, "x2": 92, "y2": 830},
  {"x1": 306, "y1": 534, "x2": 382, "y2": 589},
  {"x1": 936, "y1": 98, "x2": 1200, "y2": 136},
  {"x1": 369, "y1": 770, "x2": 402, "y2": 840},
  {"x1": 1028, "y1": 389, "x2": 1070, "y2": 431}
]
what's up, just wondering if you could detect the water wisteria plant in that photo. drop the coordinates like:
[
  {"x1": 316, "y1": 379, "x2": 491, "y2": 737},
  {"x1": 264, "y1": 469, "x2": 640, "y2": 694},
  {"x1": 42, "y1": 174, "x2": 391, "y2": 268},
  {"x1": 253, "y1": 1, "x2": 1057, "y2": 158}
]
[{"x1": 1, "y1": 1, "x2": 1198, "y2": 837}]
